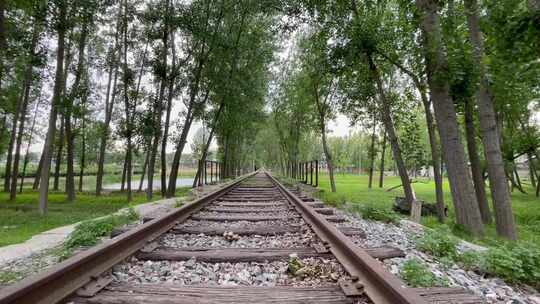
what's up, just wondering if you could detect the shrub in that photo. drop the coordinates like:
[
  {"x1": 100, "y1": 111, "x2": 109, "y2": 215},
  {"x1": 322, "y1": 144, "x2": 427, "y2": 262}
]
[
  {"x1": 484, "y1": 243, "x2": 540, "y2": 287},
  {"x1": 358, "y1": 205, "x2": 400, "y2": 224},
  {"x1": 484, "y1": 246, "x2": 525, "y2": 284},
  {"x1": 457, "y1": 250, "x2": 484, "y2": 271},
  {"x1": 400, "y1": 259, "x2": 449, "y2": 287},
  {"x1": 61, "y1": 208, "x2": 139, "y2": 259},
  {"x1": 416, "y1": 228, "x2": 458, "y2": 259}
]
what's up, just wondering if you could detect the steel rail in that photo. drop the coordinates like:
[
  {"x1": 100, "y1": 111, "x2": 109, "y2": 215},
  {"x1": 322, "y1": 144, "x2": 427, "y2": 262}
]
[
  {"x1": 0, "y1": 172, "x2": 257, "y2": 304},
  {"x1": 266, "y1": 171, "x2": 428, "y2": 304}
]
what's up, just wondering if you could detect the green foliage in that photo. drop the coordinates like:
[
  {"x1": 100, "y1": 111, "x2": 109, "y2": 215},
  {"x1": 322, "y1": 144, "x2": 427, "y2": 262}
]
[
  {"x1": 484, "y1": 243, "x2": 540, "y2": 287},
  {"x1": 484, "y1": 246, "x2": 525, "y2": 284},
  {"x1": 287, "y1": 254, "x2": 304, "y2": 275},
  {"x1": 357, "y1": 205, "x2": 400, "y2": 224},
  {"x1": 0, "y1": 270, "x2": 22, "y2": 284},
  {"x1": 60, "y1": 208, "x2": 139, "y2": 259},
  {"x1": 0, "y1": 190, "x2": 154, "y2": 247},
  {"x1": 415, "y1": 227, "x2": 459, "y2": 259},
  {"x1": 456, "y1": 250, "x2": 483, "y2": 271},
  {"x1": 400, "y1": 259, "x2": 449, "y2": 288}
]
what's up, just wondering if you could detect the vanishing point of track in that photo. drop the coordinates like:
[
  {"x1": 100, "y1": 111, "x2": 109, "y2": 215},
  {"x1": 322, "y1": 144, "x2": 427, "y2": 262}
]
[{"x1": 0, "y1": 171, "x2": 478, "y2": 304}]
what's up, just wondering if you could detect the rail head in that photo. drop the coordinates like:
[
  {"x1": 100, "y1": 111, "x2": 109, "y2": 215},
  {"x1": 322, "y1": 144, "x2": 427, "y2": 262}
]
[
  {"x1": 265, "y1": 171, "x2": 428, "y2": 304},
  {"x1": 0, "y1": 171, "x2": 257, "y2": 304}
]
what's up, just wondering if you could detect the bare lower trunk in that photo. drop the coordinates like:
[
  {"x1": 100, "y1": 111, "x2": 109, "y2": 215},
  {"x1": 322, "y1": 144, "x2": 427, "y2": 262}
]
[
  {"x1": 464, "y1": 98, "x2": 491, "y2": 223},
  {"x1": 96, "y1": 10, "x2": 121, "y2": 196},
  {"x1": 120, "y1": 151, "x2": 127, "y2": 192},
  {"x1": 379, "y1": 131, "x2": 386, "y2": 188},
  {"x1": 65, "y1": 23, "x2": 88, "y2": 201},
  {"x1": 375, "y1": 47, "x2": 446, "y2": 222},
  {"x1": 122, "y1": 0, "x2": 132, "y2": 202},
  {"x1": 528, "y1": 153, "x2": 537, "y2": 189},
  {"x1": 53, "y1": 117, "x2": 65, "y2": 191},
  {"x1": 4, "y1": 94, "x2": 22, "y2": 192},
  {"x1": 20, "y1": 98, "x2": 41, "y2": 193},
  {"x1": 161, "y1": 31, "x2": 176, "y2": 197},
  {"x1": 322, "y1": 130, "x2": 336, "y2": 192},
  {"x1": 192, "y1": 103, "x2": 224, "y2": 187},
  {"x1": 368, "y1": 118, "x2": 376, "y2": 189},
  {"x1": 96, "y1": 65, "x2": 118, "y2": 195},
  {"x1": 33, "y1": 152, "x2": 44, "y2": 190},
  {"x1": 38, "y1": 1, "x2": 67, "y2": 214},
  {"x1": 368, "y1": 55, "x2": 415, "y2": 205},
  {"x1": 422, "y1": 98, "x2": 446, "y2": 223},
  {"x1": 78, "y1": 130, "x2": 85, "y2": 192},
  {"x1": 537, "y1": 175, "x2": 540, "y2": 197},
  {"x1": 78, "y1": 107, "x2": 86, "y2": 192},
  {"x1": 465, "y1": 0, "x2": 516, "y2": 239},
  {"x1": 416, "y1": 0, "x2": 484, "y2": 236},
  {"x1": 138, "y1": 149, "x2": 149, "y2": 191},
  {"x1": 10, "y1": 25, "x2": 39, "y2": 200},
  {"x1": 65, "y1": 114, "x2": 75, "y2": 200}
]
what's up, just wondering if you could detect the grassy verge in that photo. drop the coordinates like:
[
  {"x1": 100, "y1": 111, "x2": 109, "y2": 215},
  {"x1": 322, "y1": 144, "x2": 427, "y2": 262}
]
[
  {"x1": 314, "y1": 172, "x2": 540, "y2": 289},
  {"x1": 314, "y1": 172, "x2": 540, "y2": 247},
  {"x1": 0, "y1": 186, "x2": 191, "y2": 247}
]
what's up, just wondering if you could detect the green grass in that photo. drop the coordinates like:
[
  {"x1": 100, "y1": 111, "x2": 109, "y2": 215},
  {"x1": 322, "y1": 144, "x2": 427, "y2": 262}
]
[
  {"x1": 0, "y1": 186, "x2": 192, "y2": 247},
  {"x1": 315, "y1": 172, "x2": 540, "y2": 246}
]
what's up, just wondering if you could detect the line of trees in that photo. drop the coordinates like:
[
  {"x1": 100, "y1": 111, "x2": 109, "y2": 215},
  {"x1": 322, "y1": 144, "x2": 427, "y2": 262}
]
[
  {"x1": 262, "y1": 0, "x2": 540, "y2": 240},
  {"x1": 0, "y1": 0, "x2": 275, "y2": 214}
]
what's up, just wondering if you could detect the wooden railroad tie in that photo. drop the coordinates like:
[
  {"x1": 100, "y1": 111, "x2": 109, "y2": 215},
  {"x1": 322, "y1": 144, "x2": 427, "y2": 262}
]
[
  {"x1": 70, "y1": 284, "x2": 357, "y2": 303},
  {"x1": 135, "y1": 246, "x2": 405, "y2": 262}
]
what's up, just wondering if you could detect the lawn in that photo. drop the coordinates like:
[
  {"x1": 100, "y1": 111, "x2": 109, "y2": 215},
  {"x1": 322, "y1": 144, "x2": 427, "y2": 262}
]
[
  {"x1": 314, "y1": 172, "x2": 540, "y2": 247},
  {"x1": 0, "y1": 187, "x2": 192, "y2": 247}
]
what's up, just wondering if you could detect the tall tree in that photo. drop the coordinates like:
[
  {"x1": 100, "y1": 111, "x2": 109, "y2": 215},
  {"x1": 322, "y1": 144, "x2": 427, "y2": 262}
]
[
  {"x1": 38, "y1": 0, "x2": 68, "y2": 214},
  {"x1": 415, "y1": 0, "x2": 484, "y2": 236},
  {"x1": 9, "y1": 10, "x2": 43, "y2": 200},
  {"x1": 464, "y1": 0, "x2": 516, "y2": 239}
]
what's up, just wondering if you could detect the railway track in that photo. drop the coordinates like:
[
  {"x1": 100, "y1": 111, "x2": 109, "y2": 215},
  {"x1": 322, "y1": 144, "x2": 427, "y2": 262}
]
[{"x1": 0, "y1": 171, "x2": 483, "y2": 304}]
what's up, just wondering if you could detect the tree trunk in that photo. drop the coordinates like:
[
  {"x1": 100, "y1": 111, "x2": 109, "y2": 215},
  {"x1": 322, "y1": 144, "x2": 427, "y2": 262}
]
[
  {"x1": 4, "y1": 94, "x2": 23, "y2": 192},
  {"x1": 537, "y1": 174, "x2": 540, "y2": 197},
  {"x1": 422, "y1": 98, "x2": 446, "y2": 223},
  {"x1": 528, "y1": 153, "x2": 537, "y2": 189},
  {"x1": 53, "y1": 117, "x2": 65, "y2": 191},
  {"x1": 138, "y1": 149, "x2": 150, "y2": 191},
  {"x1": 161, "y1": 31, "x2": 176, "y2": 197},
  {"x1": 465, "y1": 0, "x2": 516, "y2": 239},
  {"x1": 78, "y1": 115, "x2": 86, "y2": 192},
  {"x1": 10, "y1": 23, "x2": 40, "y2": 200},
  {"x1": 122, "y1": 0, "x2": 132, "y2": 202},
  {"x1": 313, "y1": 84, "x2": 336, "y2": 193},
  {"x1": 368, "y1": 117, "x2": 376, "y2": 189},
  {"x1": 368, "y1": 55, "x2": 415, "y2": 205},
  {"x1": 20, "y1": 96, "x2": 41, "y2": 193},
  {"x1": 96, "y1": 9, "x2": 121, "y2": 196},
  {"x1": 464, "y1": 98, "x2": 491, "y2": 224},
  {"x1": 38, "y1": 1, "x2": 67, "y2": 215},
  {"x1": 147, "y1": 17, "x2": 169, "y2": 201},
  {"x1": 120, "y1": 151, "x2": 127, "y2": 192},
  {"x1": 0, "y1": 0, "x2": 5, "y2": 92},
  {"x1": 65, "y1": 23, "x2": 88, "y2": 202},
  {"x1": 415, "y1": 0, "x2": 484, "y2": 236},
  {"x1": 192, "y1": 103, "x2": 224, "y2": 187},
  {"x1": 379, "y1": 131, "x2": 387, "y2": 188},
  {"x1": 32, "y1": 151, "x2": 44, "y2": 190},
  {"x1": 166, "y1": 85, "x2": 207, "y2": 197},
  {"x1": 375, "y1": 50, "x2": 446, "y2": 222}
]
